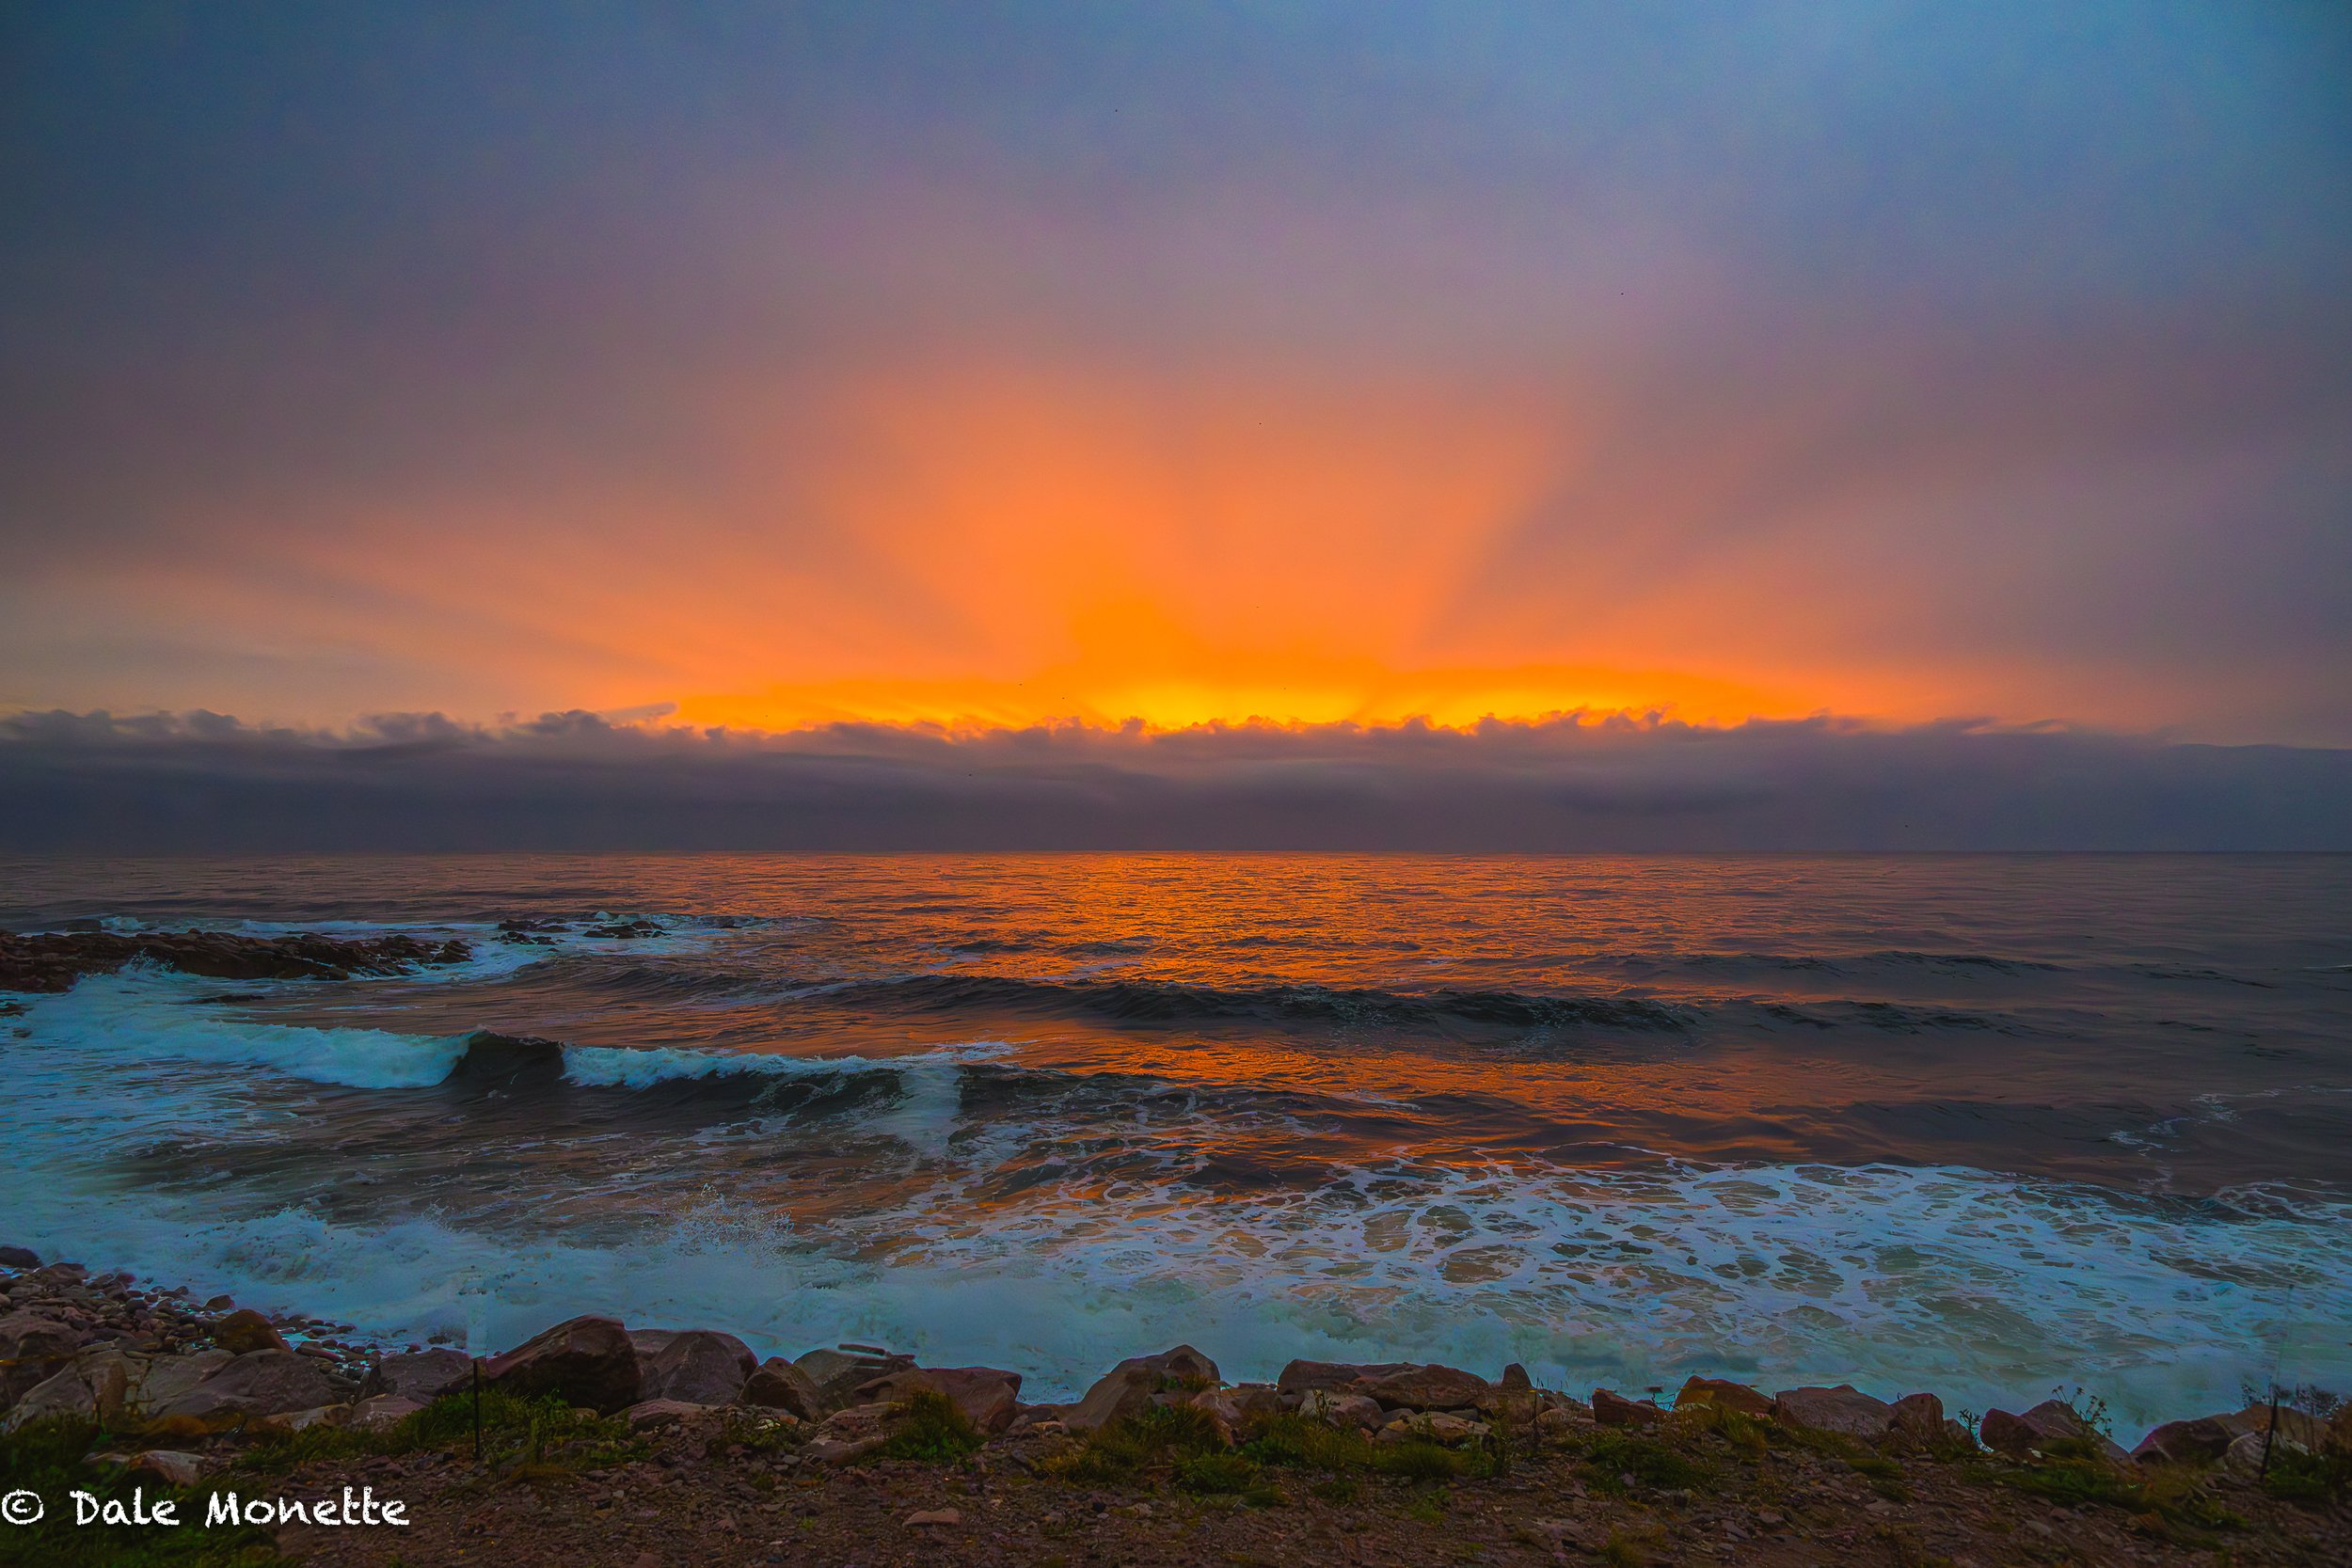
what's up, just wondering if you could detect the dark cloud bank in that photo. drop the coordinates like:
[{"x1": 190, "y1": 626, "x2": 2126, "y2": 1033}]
[{"x1": 1, "y1": 710, "x2": 2344, "y2": 852}]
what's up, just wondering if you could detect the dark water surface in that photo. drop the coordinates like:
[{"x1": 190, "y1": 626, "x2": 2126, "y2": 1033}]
[{"x1": 4, "y1": 853, "x2": 2346, "y2": 1422}]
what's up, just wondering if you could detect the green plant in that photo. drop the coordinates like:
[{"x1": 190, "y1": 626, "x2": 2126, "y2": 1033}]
[
  {"x1": 1402, "y1": 1488, "x2": 1445, "y2": 1525},
  {"x1": 878, "y1": 1389, "x2": 982, "y2": 1463},
  {"x1": 1582, "y1": 1432, "x2": 1711, "y2": 1493},
  {"x1": 1175, "y1": 1450, "x2": 1260, "y2": 1494},
  {"x1": 0, "y1": 1415, "x2": 282, "y2": 1567},
  {"x1": 1040, "y1": 1402, "x2": 1228, "y2": 1486}
]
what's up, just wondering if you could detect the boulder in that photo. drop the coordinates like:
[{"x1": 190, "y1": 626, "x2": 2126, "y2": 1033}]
[
  {"x1": 2132, "y1": 1416, "x2": 2235, "y2": 1466},
  {"x1": 1357, "y1": 1363, "x2": 1492, "y2": 1412},
  {"x1": 742, "y1": 1356, "x2": 824, "y2": 1419},
  {"x1": 445, "y1": 1032, "x2": 567, "y2": 1093},
  {"x1": 1772, "y1": 1385, "x2": 1895, "y2": 1443},
  {"x1": 639, "y1": 1330, "x2": 756, "y2": 1405},
  {"x1": 3, "y1": 1363, "x2": 105, "y2": 1431},
  {"x1": 624, "y1": 1399, "x2": 714, "y2": 1430},
  {"x1": 0, "y1": 1311, "x2": 81, "y2": 1404},
  {"x1": 1065, "y1": 1345, "x2": 1220, "y2": 1433},
  {"x1": 795, "y1": 1346, "x2": 914, "y2": 1408},
  {"x1": 803, "y1": 1401, "x2": 895, "y2": 1465},
  {"x1": 1676, "y1": 1376, "x2": 1771, "y2": 1418},
  {"x1": 0, "y1": 1245, "x2": 38, "y2": 1269},
  {"x1": 348, "y1": 1395, "x2": 426, "y2": 1432},
  {"x1": 125, "y1": 1450, "x2": 206, "y2": 1488},
  {"x1": 1298, "y1": 1389, "x2": 1385, "y2": 1431},
  {"x1": 1887, "y1": 1392, "x2": 1948, "y2": 1449},
  {"x1": 149, "y1": 1350, "x2": 334, "y2": 1428},
  {"x1": 209, "y1": 1309, "x2": 288, "y2": 1355},
  {"x1": 1500, "y1": 1363, "x2": 1534, "y2": 1392},
  {"x1": 126, "y1": 1350, "x2": 232, "y2": 1417},
  {"x1": 2214, "y1": 1402, "x2": 2329, "y2": 1452},
  {"x1": 1279, "y1": 1358, "x2": 1416, "y2": 1394},
  {"x1": 477, "y1": 1315, "x2": 641, "y2": 1413},
  {"x1": 260, "y1": 1404, "x2": 350, "y2": 1433},
  {"x1": 2221, "y1": 1428, "x2": 2311, "y2": 1477},
  {"x1": 1979, "y1": 1400, "x2": 2128, "y2": 1465},
  {"x1": 1592, "y1": 1389, "x2": 1663, "y2": 1428},
  {"x1": 855, "y1": 1366, "x2": 1024, "y2": 1435},
  {"x1": 360, "y1": 1348, "x2": 473, "y2": 1403}
]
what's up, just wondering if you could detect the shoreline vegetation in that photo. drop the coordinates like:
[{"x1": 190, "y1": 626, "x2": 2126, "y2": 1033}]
[{"x1": 2, "y1": 1253, "x2": 2344, "y2": 1567}]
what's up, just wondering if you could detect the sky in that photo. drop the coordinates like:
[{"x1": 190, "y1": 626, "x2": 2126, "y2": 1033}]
[{"x1": 2, "y1": 2, "x2": 2348, "y2": 847}]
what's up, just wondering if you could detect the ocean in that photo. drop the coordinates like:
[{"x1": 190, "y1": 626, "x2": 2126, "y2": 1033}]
[{"x1": 3, "y1": 852, "x2": 2346, "y2": 1428}]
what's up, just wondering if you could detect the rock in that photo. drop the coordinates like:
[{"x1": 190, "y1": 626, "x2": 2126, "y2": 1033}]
[
  {"x1": 639, "y1": 1330, "x2": 756, "y2": 1405},
  {"x1": 1979, "y1": 1401, "x2": 2128, "y2": 1464},
  {"x1": 624, "y1": 1399, "x2": 714, "y2": 1430},
  {"x1": 1677, "y1": 1376, "x2": 1772, "y2": 1418},
  {"x1": 125, "y1": 1449, "x2": 206, "y2": 1487},
  {"x1": 1357, "y1": 1363, "x2": 1492, "y2": 1412},
  {"x1": 856, "y1": 1366, "x2": 1024, "y2": 1435},
  {"x1": 742, "y1": 1356, "x2": 824, "y2": 1419},
  {"x1": 803, "y1": 1402, "x2": 894, "y2": 1464},
  {"x1": 477, "y1": 1315, "x2": 641, "y2": 1414},
  {"x1": 445, "y1": 1031, "x2": 568, "y2": 1092},
  {"x1": 348, "y1": 1395, "x2": 425, "y2": 1432},
  {"x1": 2221, "y1": 1428, "x2": 2312, "y2": 1477},
  {"x1": 903, "y1": 1508, "x2": 961, "y2": 1528},
  {"x1": 360, "y1": 1348, "x2": 473, "y2": 1403},
  {"x1": 1772, "y1": 1385, "x2": 1895, "y2": 1442},
  {"x1": 150, "y1": 1349, "x2": 335, "y2": 1427},
  {"x1": 1065, "y1": 1345, "x2": 1220, "y2": 1433},
  {"x1": 794, "y1": 1346, "x2": 914, "y2": 1408},
  {"x1": 0, "y1": 1246, "x2": 38, "y2": 1269},
  {"x1": 1279, "y1": 1358, "x2": 1413, "y2": 1394},
  {"x1": 1298, "y1": 1389, "x2": 1385, "y2": 1430},
  {"x1": 126, "y1": 1350, "x2": 232, "y2": 1417},
  {"x1": 261, "y1": 1403, "x2": 350, "y2": 1433},
  {"x1": 1887, "y1": 1391, "x2": 1948, "y2": 1449},
  {"x1": 3, "y1": 1363, "x2": 105, "y2": 1431},
  {"x1": 210, "y1": 1308, "x2": 288, "y2": 1355},
  {"x1": 1592, "y1": 1388, "x2": 1663, "y2": 1428},
  {"x1": 1500, "y1": 1362, "x2": 1534, "y2": 1392},
  {"x1": 0, "y1": 1310, "x2": 81, "y2": 1403},
  {"x1": 2215, "y1": 1402, "x2": 2329, "y2": 1452},
  {"x1": 2133, "y1": 1416, "x2": 2235, "y2": 1465},
  {"x1": 1533, "y1": 1407, "x2": 1581, "y2": 1443},
  {"x1": 0, "y1": 928, "x2": 470, "y2": 992}
]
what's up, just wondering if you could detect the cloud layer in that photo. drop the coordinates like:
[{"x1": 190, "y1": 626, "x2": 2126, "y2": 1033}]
[{"x1": 4, "y1": 711, "x2": 2343, "y2": 852}]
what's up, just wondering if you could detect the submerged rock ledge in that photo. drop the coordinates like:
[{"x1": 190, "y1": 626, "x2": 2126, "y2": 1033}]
[
  {"x1": 0, "y1": 927, "x2": 472, "y2": 992},
  {"x1": 1, "y1": 1248, "x2": 2345, "y2": 1567}
]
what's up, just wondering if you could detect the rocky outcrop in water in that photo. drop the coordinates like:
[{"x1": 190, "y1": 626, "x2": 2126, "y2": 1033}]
[{"x1": 0, "y1": 928, "x2": 471, "y2": 991}]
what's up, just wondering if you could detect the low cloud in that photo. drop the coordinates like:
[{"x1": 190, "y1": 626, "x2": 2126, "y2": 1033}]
[{"x1": 1, "y1": 709, "x2": 2344, "y2": 851}]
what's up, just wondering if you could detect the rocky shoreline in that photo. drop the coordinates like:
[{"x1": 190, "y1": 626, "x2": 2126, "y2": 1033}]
[
  {"x1": 0, "y1": 927, "x2": 474, "y2": 994},
  {"x1": 3, "y1": 1248, "x2": 2345, "y2": 1567}
]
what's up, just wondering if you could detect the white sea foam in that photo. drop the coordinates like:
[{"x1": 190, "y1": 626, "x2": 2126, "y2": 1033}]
[{"x1": 6, "y1": 962, "x2": 2350, "y2": 1434}]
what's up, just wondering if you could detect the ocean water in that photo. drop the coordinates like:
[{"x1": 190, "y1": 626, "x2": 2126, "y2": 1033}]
[{"x1": 3, "y1": 853, "x2": 2347, "y2": 1431}]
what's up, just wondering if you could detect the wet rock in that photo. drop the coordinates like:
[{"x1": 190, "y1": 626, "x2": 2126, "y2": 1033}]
[
  {"x1": 445, "y1": 1031, "x2": 568, "y2": 1093},
  {"x1": 0, "y1": 1310, "x2": 82, "y2": 1403},
  {"x1": 0, "y1": 928, "x2": 470, "y2": 991},
  {"x1": 2132, "y1": 1415, "x2": 2235, "y2": 1465},
  {"x1": 3, "y1": 1362, "x2": 109, "y2": 1431},
  {"x1": 1772, "y1": 1385, "x2": 1895, "y2": 1442},
  {"x1": 477, "y1": 1315, "x2": 642, "y2": 1414},
  {"x1": 742, "y1": 1356, "x2": 824, "y2": 1419},
  {"x1": 1979, "y1": 1400, "x2": 2128, "y2": 1464},
  {"x1": 360, "y1": 1348, "x2": 473, "y2": 1403},
  {"x1": 0, "y1": 1245, "x2": 38, "y2": 1269},
  {"x1": 1500, "y1": 1362, "x2": 1534, "y2": 1392},
  {"x1": 128, "y1": 1350, "x2": 233, "y2": 1417},
  {"x1": 1677, "y1": 1376, "x2": 1772, "y2": 1418},
  {"x1": 1279, "y1": 1358, "x2": 1409, "y2": 1394},
  {"x1": 1592, "y1": 1388, "x2": 1664, "y2": 1428},
  {"x1": 151, "y1": 1349, "x2": 335, "y2": 1427},
  {"x1": 1065, "y1": 1345, "x2": 1220, "y2": 1433},
  {"x1": 210, "y1": 1308, "x2": 288, "y2": 1355},
  {"x1": 639, "y1": 1330, "x2": 756, "y2": 1405}
]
